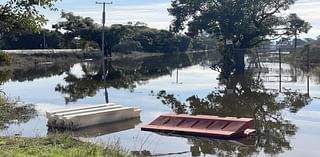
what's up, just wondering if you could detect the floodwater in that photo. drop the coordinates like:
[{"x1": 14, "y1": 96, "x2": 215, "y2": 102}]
[{"x1": 1, "y1": 52, "x2": 320, "y2": 157}]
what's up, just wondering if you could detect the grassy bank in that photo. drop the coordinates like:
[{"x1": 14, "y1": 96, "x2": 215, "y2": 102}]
[
  {"x1": 0, "y1": 97, "x2": 129, "y2": 157},
  {"x1": 0, "y1": 136, "x2": 129, "y2": 157}
]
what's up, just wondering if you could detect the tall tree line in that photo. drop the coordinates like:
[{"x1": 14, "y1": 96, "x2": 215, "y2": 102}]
[{"x1": 0, "y1": 12, "x2": 216, "y2": 54}]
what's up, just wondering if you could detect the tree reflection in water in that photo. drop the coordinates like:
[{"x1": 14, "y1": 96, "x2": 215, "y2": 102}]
[
  {"x1": 156, "y1": 66, "x2": 311, "y2": 156},
  {"x1": 55, "y1": 53, "x2": 211, "y2": 104},
  {"x1": 0, "y1": 69, "x2": 37, "y2": 130},
  {"x1": 0, "y1": 69, "x2": 12, "y2": 95}
]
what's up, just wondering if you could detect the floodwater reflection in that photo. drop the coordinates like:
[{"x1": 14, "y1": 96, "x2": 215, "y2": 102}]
[
  {"x1": 132, "y1": 133, "x2": 255, "y2": 157},
  {"x1": 155, "y1": 66, "x2": 311, "y2": 156},
  {"x1": 0, "y1": 69, "x2": 37, "y2": 130},
  {"x1": 1, "y1": 51, "x2": 319, "y2": 157},
  {"x1": 55, "y1": 52, "x2": 213, "y2": 104},
  {"x1": 48, "y1": 118, "x2": 141, "y2": 138}
]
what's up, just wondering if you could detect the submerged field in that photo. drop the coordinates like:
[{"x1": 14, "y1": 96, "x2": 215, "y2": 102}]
[{"x1": 1, "y1": 51, "x2": 320, "y2": 157}]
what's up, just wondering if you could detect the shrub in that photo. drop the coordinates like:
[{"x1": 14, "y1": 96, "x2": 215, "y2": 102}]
[
  {"x1": 0, "y1": 51, "x2": 11, "y2": 66},
  {"x1": 113, "y1": 40, "x2": 142, "y2": 54}
]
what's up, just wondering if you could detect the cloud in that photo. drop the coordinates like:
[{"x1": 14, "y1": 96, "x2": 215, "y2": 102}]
[
  {"x1": 287, "y1": 1, "x2": 320, "y2": 38},
  {"x1": 43, "y1": 0, "x2": 320, "y2": 38}
]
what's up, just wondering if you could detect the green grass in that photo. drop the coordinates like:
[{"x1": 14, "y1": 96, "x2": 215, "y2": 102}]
[
  {"x1": 0, "y1": 136, "x2": 129, "y2": 157},
  {"x1": 0, "y1": 97, "x2": 129, "y2": 157}
]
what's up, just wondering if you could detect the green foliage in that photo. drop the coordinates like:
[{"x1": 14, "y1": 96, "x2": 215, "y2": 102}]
[
  {"x1": 0, "y1": 136, "x2": 128, "y2": 157},
  {"x1": 0, "y1": 0, "x2": 59, "y2": 38},
  {"x1": 1, "y1": 11, "x2": 194, "y2": 53},
  {"x1": 0, "y1": 97, "x2": 5, "y2": 106},
  {"x1": 52, "y1": 12, "x2": 192, "y2": 54},
  {"x1": 0, "y1": 69, "x2": 12, "y2": 85},
  {"x1": 169, "y1": 0, "x2": 309, "y2": 48},
  {"x1": 0, "y1": 97, "x2": 37, "y2": 129},
  {"x1": 0, "y1": 52, "x2": 11, "y2": 66},
  {"x1": 286, "y1": 13, "x2": 312, "y2": 48},
  {"x1": 1, "y1": 30, "x2": 64, "y2": 49},
  {"x1": 53, "y1": 12, "x2": 98, "y2": 33},
  {"x1": 286, "y1": 13, "x2": 311, "y2": 36},
  {"x1": 113, "y1": 41, "x2": 142, "y2": 53}
]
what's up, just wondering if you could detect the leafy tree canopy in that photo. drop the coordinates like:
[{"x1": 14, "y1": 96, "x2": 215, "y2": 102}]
[
  {"x1": 0, "y1": 0, "x2": 59, "y2": 38},
  {"x1": 286, "y1": 13, "x2": 311, "y2": 36},
  {"x1": 286, "y1": 13, "x2": 311, "y2": 48},
  {"x1": 169, "y1": 0, "x2": 311, "y2": 48},
  {"x1": 52, "y1": 12, "x2": 98, "y2": 33},
  {"x1": 51, "y1": 12, "x2": 193, "y2": 54}
]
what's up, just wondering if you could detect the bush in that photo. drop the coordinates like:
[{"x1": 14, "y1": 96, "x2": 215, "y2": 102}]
[
  {"x1": 113, "y1": 40, "x2": 142, "y2": 53},
  {"x1": 0, "y1": 97, "x2": 37, "y2": 129},
  {"x1": 0, "y1": 69, "x2": 12, "y2": 85},
  {"x1": 0, "y1": 51, "x2": 11, "y2": 66}
]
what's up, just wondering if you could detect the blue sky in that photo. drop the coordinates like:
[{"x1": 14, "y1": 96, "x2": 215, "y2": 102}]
[
  {"x1": 42, "y1": 0, "x2": 171, "y2": 30},
  {"x1": 24, "y1": 0, "x2": 320, "y2": 38}
]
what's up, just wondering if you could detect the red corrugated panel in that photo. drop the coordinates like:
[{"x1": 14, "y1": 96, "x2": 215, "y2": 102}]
[{"x1": 142, "y1": 114, "x2": 255, "y2": 138}]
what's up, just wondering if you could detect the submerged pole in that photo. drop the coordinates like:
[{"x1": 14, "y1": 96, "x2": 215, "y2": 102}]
[
  {"x1": 307, "y1": 45, "x2": 310, "y2": 73},
  {"x1": 307, "y1": 45, "x2": 310, "y2": 97},
  {"x1": 279, "y1": 47, "x2": 282, "y2": 92}
]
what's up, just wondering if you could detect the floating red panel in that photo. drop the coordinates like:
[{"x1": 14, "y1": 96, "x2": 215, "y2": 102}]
[
  {"x1": 223, "y1": 122, "x2": 246, "y2": 132},
  {"x1": 149, "y1": 116, "x2": 170, "y2": 126},
  {"x1": 164, "y1": 118, "x2": 184, "y2": 127},
  {"x1": 192, "y1": 120, "x2": 214, "y2": 129},
  {"x1": 179, "y1": 119, "x2": 198, "y2": 128},
  {"x1": 207, "y1": 121, "x2": 229, "y2": 130},
  {"x1": 142, "y1": 114, "x2": 255, "y2": 138}
]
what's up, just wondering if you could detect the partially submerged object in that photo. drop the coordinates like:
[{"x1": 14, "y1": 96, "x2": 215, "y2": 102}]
[
  {"x1": 142, "y1": 114, "x2": 255, "y2": 138},
  {"x1": 48, "y1": 118, "x2": 141, "y2": 137},
  {"x1": 47, "y1": 103, "x2": 141, "y2": 129}
]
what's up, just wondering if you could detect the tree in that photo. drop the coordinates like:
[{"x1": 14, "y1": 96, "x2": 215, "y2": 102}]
[
  {"x1": 53, "y1": 12, "x2": 97, "y2": 33},
  {"x1": 286, "y1": 13, "x2": 311, "y2": 48},
  {"x1": 0, "y1": 0, "x2": 59, "y2": 39},
  {"x1": 168, "y1": 0, "x2": 308, "y2": 49},
  {"x1": 52, "y1": 12, "x2": 192, "y2": 54},
  {"x1": 53, "y1": 12, "x2": 99, "y2": 49},
  {"x1": 1, "y1": 30, "x2": 64, "y2": 49}
]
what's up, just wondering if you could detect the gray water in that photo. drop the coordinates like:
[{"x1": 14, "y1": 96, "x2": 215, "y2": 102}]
[{"x1": 1, "y1": 52, "x2": 320, "y2": 157}]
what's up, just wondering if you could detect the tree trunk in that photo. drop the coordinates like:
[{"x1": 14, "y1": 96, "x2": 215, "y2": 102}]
[
  {"x1": 294, "y1": 33, "x2": 297, "y2": 49},
  {"x1": 234, "y1": 49, "x2": 245, "y2": 74}
]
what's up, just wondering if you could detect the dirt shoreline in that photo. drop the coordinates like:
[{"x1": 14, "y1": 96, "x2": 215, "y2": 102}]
[{"x1": 1, "y1": 51, "x2": 163, "y2": 71}]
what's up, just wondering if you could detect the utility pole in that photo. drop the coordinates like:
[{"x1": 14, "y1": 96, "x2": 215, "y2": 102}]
[{"x1": 96, "y1": 1, "x2": 112, "y2": 58}]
